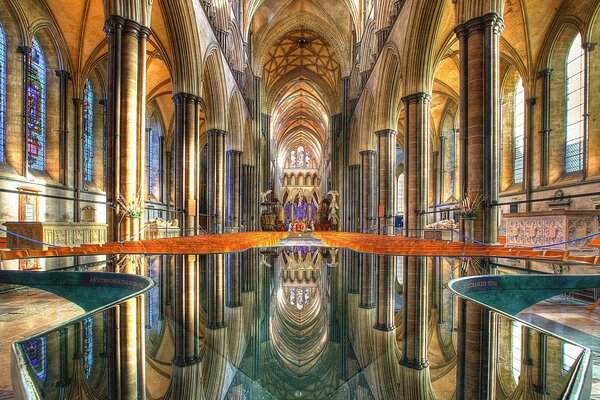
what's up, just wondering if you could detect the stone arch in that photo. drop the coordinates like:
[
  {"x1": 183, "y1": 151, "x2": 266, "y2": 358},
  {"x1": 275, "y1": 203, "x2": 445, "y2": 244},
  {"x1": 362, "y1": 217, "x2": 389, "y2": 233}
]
[
  {"x1": 201, "y1": 47, "x2": 228, "y2": 131},
  {"x1": 374, "y1": 45, "x2": 403, "y2": 132},
  {"x1": 358, "y1": 89, "x2": 376, "y2": 151},
  {"x1": 227, "y1": 90, "x2": 245, "y2": 151}
]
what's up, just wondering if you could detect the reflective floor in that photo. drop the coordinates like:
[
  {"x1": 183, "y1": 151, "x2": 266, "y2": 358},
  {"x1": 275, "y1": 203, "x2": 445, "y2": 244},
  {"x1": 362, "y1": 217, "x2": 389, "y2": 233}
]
[{"x1": 8, "y1": 248, "x2": 598, "y2": 399}]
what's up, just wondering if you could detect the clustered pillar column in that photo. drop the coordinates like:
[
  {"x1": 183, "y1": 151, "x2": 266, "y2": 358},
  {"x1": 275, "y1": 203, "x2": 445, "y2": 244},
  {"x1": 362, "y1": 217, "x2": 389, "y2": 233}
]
[
  {"x1": 359, "y1": 151, "x2": 377, "y2": 311},
  {"x1": 207, "y1": 129, "x2": 227, "y2": 233},
  {"x1": 104, "y1": 16, "x2": 150, "y2": 241},
  {"x1": 173, "y1": 93, "x2": 201, "y2": 236},
  {"x1": 173, "y1": 255, "x2": 201, "y2": 366},
  {"x1": 226, "y1": 252, "x2": 242, "y2": 307},
  {"x1": 226, "y1": 150, "x2": 242, "y2": 232},
  {"x1": 376, "y1": 129, "x2": 397, "y2": 235},
  {"x1": 374, "y1": 254, "x2": 395, "y2": 331},
  {"x1": 401, "y1": 256, "x2": 429, "y2": 369},
  {"x1": 402, "y1": 93, "x2": 431, "y2": 238},
  {"x1": 207, "y1": 253, "x2": 227, "y2": 329},
  {"x1": 360, "y1": 150, "x2": 377, "y2": 233},
  {"x1": 455, "y1": 13, "x2": 503, "y2": 243}
]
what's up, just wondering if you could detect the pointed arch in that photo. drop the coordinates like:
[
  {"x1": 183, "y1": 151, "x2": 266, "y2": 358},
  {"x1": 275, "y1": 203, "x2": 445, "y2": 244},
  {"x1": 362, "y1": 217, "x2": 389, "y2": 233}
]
[{"x1": 201, "y1": 47, "x2": 228, "y2": 131}]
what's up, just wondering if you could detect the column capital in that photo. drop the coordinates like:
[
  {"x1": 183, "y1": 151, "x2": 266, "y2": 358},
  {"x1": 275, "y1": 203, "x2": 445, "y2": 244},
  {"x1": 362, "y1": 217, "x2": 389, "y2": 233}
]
[
  {"x1": 72, "y1": 98, "x2": 83, "y2": 107},
  {"x1": 207, "y1": 128, "x2": 228, "y2": 137},
  {"x1": 172, "y1": 92, "x2": 200, "y2": 104},
  {"x1": 16, "y1": 45, "x2": 31, "y2": 55},
  {"x1": 103, "y1": 15, "x2": 125, "y2": 35},
  {"x1": 583, "y1": 42, "x2": 596, "y2": 52},
  {"x1": 122, "y1": 18, "x2": 143, "y2": 38},
  {"x1": 55, "y1": 70, "x2": 71, "y2": 80},
  {"x1": 99, "y1": 99, "x2": 107, "y2": 106},
  {"x1": 359, "y1": 149, "x2": 377, "y2": 156},
  {"x1": 526, "y1": 97, "x2": 537, "y2": 106},
  {"x1": 401, "y1": 92, "x2": 432, "y2": 104},
  {"x1": 455, "y1": 12, "x2": 503, "y2": 37},
  {"x1": 227, "y1": 149, "x2": 243, "y2": 156},
  {"x1": 536, "y1": 68, "x2": 553, "y2": 79},
  {"x1": 375, "y1": 129, "x2": 397, "y2": 137}
]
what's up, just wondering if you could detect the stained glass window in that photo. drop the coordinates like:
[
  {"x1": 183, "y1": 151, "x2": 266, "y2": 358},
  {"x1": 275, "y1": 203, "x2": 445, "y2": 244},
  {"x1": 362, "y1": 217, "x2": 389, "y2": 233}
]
[
  {"x1": 23, "y1": 337, "x2": 47, "y2": 382},
  {"x1": 513, "y1": 78, "x2": 525, "y2": 183},
  {"x1": 0, "y1": 25, "x2": 6, "y2": 161},
  {"x1": 147, "y1": 115, "x2": 162, "y2": 201},
  {"x1": 565, "y1": 33, "x2": 584, "y2": 173},
  {"x1": 83, "y1": 79, "x2": 94, "y2": 181},
  {"x1": 441, "y1": 115, "x2": 456, "y2": 200},
  {"x1": 397, "y1": 173, "x2": 404, "y2": 213},
  {"x1": 27, "y1": 37, "x2": 46, "y2": 171},
  {"x1": 83, "y1": 317, "x2": 94, "y2": 377}
]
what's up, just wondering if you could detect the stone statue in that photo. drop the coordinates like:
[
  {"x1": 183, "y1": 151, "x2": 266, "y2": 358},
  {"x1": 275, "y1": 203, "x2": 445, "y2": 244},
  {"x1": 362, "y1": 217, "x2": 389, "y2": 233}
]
[{"x1": 260, "y1": 190, "x2": 272, "y2": 203}]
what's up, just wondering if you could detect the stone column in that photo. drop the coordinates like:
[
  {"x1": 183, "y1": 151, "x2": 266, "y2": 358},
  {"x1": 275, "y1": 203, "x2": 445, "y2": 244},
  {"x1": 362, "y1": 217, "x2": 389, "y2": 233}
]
[
  {"x1": 207, "y1": 129, "x2": 227, "y2": 233},
  {"x1": 582, "y1": 42, "x2": 595, "y2": 179},
  {"x1": 536, "y1": 68, "x2": 553, "y2": 187},
  {"x1": 173, "y1": 255, "x2": 201, "y2": 366},
  {"x1": 455, "y1": 14, "x2": 503, "y2": 243},
  {"x1": 72, "y1": 98, "x2": 83, "y2": 222},
  {"x1": 525, "y1": 97, "x2": 536, "y2": 211},
  {"x1": 56, "y1": 70, "x2": 70, "y2": 185},
  {"x1": 17, "y1": 45, "x2": 31, "y2": 176},
  {"x1": 401, "y1": 256, "x2": 429, "y2": 369},
  {"x1": 360, "y1": 150, "x2": 377, "y2": 233},
  {"x1": 104, "y1": 16, "x2": 150, "y2": 241},
  {"x1": 173, "y1": 93, "x2": 200, "y2": 236},
  {"x1": 376, "y1": 129, "x2": 396, "y2": 235},
  {"x1": 359, "y1": 254, "x2": 375, "y2": 308},
  {"x1": 402, "y1": 93, "x2": 431, "y2": 238},
  {"x1": 374, "y1": 255, "x2": 395, "y2": 331},
  {"x1": 226, "y1": 252, "x2": 242, "y2": 307},
  {"x1": 226, "y1": 150, "x2": 242, "y2": 232},
  {"x1": 349, "y1": 164, "x2": 361, "y2": 231},
  {"x1": 207, "y1": 253, "x2": 227, "y2": 329}
]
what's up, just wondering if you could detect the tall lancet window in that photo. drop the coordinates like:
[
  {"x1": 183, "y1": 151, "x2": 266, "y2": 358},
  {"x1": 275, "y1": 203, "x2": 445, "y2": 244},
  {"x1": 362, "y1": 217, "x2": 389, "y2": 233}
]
[
  {"x1": 0, "y1": 24, "x2": 6, "y2": 161},
  {"x1": 83, "y1": 79, "x2": 94, "y2": 181},
  {"x1": 147, "y1": 115, "x2": 163, "y2": 201},
  {"x1": 565, "y1": 33, "x2": 584, "y2": 173},
  {"x1": 513, "y1": 78, "x2": 525, "y2": 183},
  {"x1": 27, "y1": 37, "x2": 46, "y2": 171}
]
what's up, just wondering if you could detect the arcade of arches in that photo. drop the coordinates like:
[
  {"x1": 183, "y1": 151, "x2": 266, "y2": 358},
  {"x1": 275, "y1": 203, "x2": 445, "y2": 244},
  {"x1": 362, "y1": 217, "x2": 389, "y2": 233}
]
[{"x1": 1, "y1": 0, "x2": 600, "y2": 398}]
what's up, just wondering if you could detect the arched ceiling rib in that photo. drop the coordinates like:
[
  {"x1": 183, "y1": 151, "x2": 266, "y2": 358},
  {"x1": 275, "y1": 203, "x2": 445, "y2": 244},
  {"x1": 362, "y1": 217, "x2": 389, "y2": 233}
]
[{"x1": 264, "y1": 29, "x2": 340, "y2": 93}]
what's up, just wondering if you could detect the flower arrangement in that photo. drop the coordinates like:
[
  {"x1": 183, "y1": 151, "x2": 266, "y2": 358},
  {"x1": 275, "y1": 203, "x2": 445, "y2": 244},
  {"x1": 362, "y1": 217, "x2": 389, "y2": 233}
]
[
  {"x1": 115, "y1": 193, "x2": 144, "y2": 218},
  {"x1": 454, "y1": 191, "x2": 487, "y2": 219}
]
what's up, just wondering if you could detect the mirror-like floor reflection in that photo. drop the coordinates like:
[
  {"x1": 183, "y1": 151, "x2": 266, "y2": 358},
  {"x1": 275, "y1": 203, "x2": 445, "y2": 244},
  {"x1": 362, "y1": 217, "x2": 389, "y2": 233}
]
[{"x1": 12, "y1": 248, "x2": 596, "y2": 399}]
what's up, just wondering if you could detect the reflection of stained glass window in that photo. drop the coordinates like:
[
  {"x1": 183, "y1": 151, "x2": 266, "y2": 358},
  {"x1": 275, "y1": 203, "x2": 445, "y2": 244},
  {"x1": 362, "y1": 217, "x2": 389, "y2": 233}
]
[
  {"x1": 27, "y1": 37, "x2": 46, "y2": 171},
  {"x1": 147, "y1": 257, "x2": 161, "y2": 331},
  {"x1": 0, "y1": 25, "x2": 6, "y2": 161},
  {"x1": 83, "y1": 79, "x2": 94, "y2": 181},
  {"x1": 147, "y1": 116, "x2": 162, "y2": 201},
  {"x1": 23, "y1": 337, "x2": 47, "y2": 381},
  {"x1": 83, "y1": 317, "x2": 94, "y2": 377}
]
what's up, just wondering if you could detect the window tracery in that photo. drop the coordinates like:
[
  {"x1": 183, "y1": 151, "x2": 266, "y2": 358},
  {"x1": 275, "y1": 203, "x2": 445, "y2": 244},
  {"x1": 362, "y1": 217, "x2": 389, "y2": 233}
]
[
  {"x1": 565, "y1": 33, "x2": 584, "y2": 173},
  {"x1": 83, "y1": 79, "x2": 94, "y2": 181}
]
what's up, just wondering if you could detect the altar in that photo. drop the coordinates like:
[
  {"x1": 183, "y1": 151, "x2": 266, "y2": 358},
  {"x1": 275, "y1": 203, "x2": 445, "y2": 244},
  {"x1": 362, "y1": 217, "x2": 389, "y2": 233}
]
[
  {"x1": 3, "y1": 221, "x2": 108, "y2": 250},
  {"x1": 503, "y1": 210, "x2": 600, "y2": 250}
]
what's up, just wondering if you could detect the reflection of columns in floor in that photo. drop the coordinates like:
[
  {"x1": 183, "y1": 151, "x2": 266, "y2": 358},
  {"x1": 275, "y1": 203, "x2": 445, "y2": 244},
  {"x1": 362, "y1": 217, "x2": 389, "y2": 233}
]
[
  {"x1": 359, "y1": 253, "x2": 375, "y2": 309},
  {"x1": 173, "y1": 255, "x2": 201, "y2": 367},
  {"x1": 226, "y1": 253, "x2": 242, "y2": 308},
  {"x1": 207, "y1": 253, "x2": 227, "y2": 329},
  {"x1": 375, "y1": 255, "x2": 396, "y2": 331}
]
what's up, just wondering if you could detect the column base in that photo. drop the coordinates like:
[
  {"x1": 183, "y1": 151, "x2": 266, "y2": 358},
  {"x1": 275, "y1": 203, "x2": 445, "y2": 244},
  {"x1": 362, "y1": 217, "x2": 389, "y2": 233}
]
[
  {"x1": 226, "y1": 302, "x2": 243, "y2": 308},
  {"x1": 373, "y1": 323, "x2": 395, "y2": 332},
  {"x1": 206, "y1": 322, "x2": 228, "y2": 330},
  {"x1": 400, "y1": 358, "x2": 430, "y2": 370},
  {"x1": 358, "y1": 303, "x2": 376, "y2": 309},
  {"x1": 172, "y1": 354, "x2": 203, "y2": 367}
]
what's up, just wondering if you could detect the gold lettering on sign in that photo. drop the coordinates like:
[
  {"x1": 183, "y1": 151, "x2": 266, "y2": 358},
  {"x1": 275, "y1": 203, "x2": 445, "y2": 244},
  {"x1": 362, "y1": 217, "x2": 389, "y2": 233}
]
[{"x1": 457, "y1": 279, "x2": 499, "y2": 292}]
